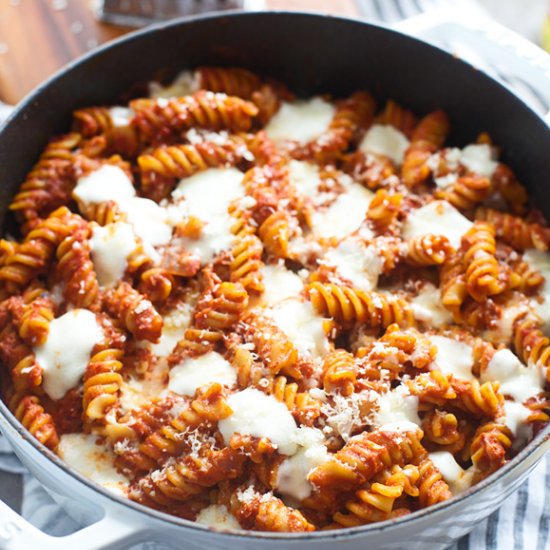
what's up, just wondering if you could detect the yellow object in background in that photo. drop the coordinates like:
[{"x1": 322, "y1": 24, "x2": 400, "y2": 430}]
[{"x1": 544, "y1": 16, "x2": 550, "y2": 51}]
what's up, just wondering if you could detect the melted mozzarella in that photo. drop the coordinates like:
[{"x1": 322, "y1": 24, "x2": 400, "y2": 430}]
[
  {"x1": 482, "y1": 349, "x2": 545, "y2": 402},
  {"x1": 73, "y1": 165, "x2": 136, "y2": 205},
  {"x1": 430, "y1": 336, "x2": 474, "y2": 380},
  {"x1": 90, "y1": 222, "x2": 136, "y2": 286},
  {"x1": 524, "y1": 249, "x2": 550, "y2": 330},
  {"x1": 359, "y1": 124, "x2": 410, "y2": 165},
  {"x1": 288, "y1": 160, "x2": 321, "y2": 198},
  {"x1": 149, "y1": 70, "x2": 199, "y2": 98},
  {"x1": 219, "y1": 388, "x2": 298, "y2": 455},
  {"x1": 502, "y1": 401, "x2": 532, "y2": 442},
  {"x1": 310, "y1": 184, "x2": 373, "y2": 240},
  {"x1": 429, "y1": 451, "x2": 473, "y2": 494},
  {"x1": 169, "y1": 352, "x2": 236, "y2": 396},
  {"x1": 109, "y1": 106, "x2": 134, "y2": 127},
  {"x1": 460, "y1": 144, "x2": 498, "y2": 178},
  {"x1": 323, "y1": 238, "x2": 382, "y2": 291},
  {"x1": 483, "y1": 302, "x2": 530, "y2": 345},
  {"x1": 374, "y1": 386, "x2": 421, "y2": 432},
  {"x1": 59, "y1": 434, "x2": 128, "y2": 494},
  {"x1": 265, "y1": 98, "x2": 335, "y2": 145},
  {"x1": 35, "y1": 310, "x2": 104, "y2": 400},
  {"x1": 276, "y1": 427, "x2": 329, "y2": 501},
  {"x1": 403, "y1": 200, "x2": 473, "y2": 248},
  {"x1": 150, "y1": 303, "x2": 193, "y2": 358},
  {"x1": 410, "y1": 283, "x2": 452, "y2": 327},
  {"x1": 196, "y1": 505, "x2": 240, "y2": 530},
  {"x1": 124, "y1": 197, "x2": 173, "y2": 249},
  {"x1": 172, "y1": 168, "x2": 244, "y2": 263},
  {"x1": 269, "y1": 299, "x2": 329, "y2": 359},
  {"x1": 260, "y1": 264, "x2": 303, "y2": 306}
]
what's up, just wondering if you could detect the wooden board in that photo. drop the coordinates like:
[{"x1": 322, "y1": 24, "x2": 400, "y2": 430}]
[{"x1": 0, "y1": 0, "x2": 358, "y2": 104}]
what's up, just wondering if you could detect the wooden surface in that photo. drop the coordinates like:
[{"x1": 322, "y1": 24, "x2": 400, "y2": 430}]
[{"x1": 0, "y1": 0, "x2": 358, "y2": 105}]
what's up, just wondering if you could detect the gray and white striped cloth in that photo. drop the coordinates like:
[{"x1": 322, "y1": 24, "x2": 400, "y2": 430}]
[{"x1": 1, "y1": 1, "x2": 550, "y2": 548}]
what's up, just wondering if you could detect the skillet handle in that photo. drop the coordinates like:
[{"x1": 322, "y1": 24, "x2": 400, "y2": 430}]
[
  {"x1": 0, "y1": 497, "x2": 145, "y2": 550},
  {"x1": 393, "y1": 7, "x2": 550, "y2": 124}
]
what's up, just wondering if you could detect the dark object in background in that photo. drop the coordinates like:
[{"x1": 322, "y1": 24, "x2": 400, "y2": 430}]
[{"x1": 97, "y1": 0, "x2": 247, "y2": 27}]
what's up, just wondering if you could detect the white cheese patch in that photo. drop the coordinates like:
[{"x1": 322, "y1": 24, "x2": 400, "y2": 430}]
[
  {"x1": 59, "y1": 434, "x2": 128, "y2": 494},
  {"x1": 73, "y1": 165, "x2": 136, "y2": 205},
  {"x1": 265, "y1": 97, "x2": 335, "y2": 145},
  {"x1": 35, "y1": 310, "x2": 104, "y2": 400},
  {"x1": 482, "y1": 349, "x2": 545, "y2": 402},
  {"x1": 322, "y1": 238, "x2": 382, "y2": 292},
  {"x1": 430, "y1": 335, "x2": 474, "y2": 381},
  {"x1": 268, "y1": 299, "x2": 329, "y2": 359},
  {"x1": 524, "y1": 249, "x2": 550, "y2": 331},
  {"x1": 109, "y1": 106, "x2": 134, "y2": 128},
  {"x1": 149, "y1": 70, "x2": 199, "y2": 98},
  {"x1": 169, "y1": 351, "x2": 237, "y2": 396},
  {"x1": 483, "y1": 302, "x2": 531, "y2": 345},
  {"x1": 359, "y1": 124, "x2": 410, "y2": 165},
  {"x1": 123, "y1": 197, "x2": 173, "y2": 250},
  {"x1": 288, "y1": 160, "x2": 321, "y2": 198},
  {"x1": 219, "y1": 388, "x2": 299, "y2": 455},
  {"x1": 434, "y1": 173, "x2": 458, "y2": 189},
  {"x1": 429, "y1": 451, "x2": 473, "y2": 494},
  {"x1": 410, "y1": 283, "x2": 452, "y2": 328},
  {"x1": 460, "y1": 144, "x2": 498, "y2": 178},
  {"x1": 310, "y1": 183, "x2": 373, "y2": 240},
  {"x1": 90, "y1": 222, "x2": 137, "y2": 286},
  {"x1": 172, "y1": 168, "x2": 244, "y2": 263},
  {"x1": 374, "y1": 385, "x2": 421, "y2": 433},
  {"x1": 73, "y1": 165, "x2": 176, "y2": 260},
  {"x1": 260, "y1": 264, "x2": 304, "y2": 306},
  {"x1": 196, "y1": 505, "x2": 240, "y2": 530},
  {"x1": 403, "y1": 200, "x2": 473, "y2": 248},
  {"x1": 149, "y1": 303, "x2": 194, "y2": 358},
  {"x1": 276, "y1": 427, "x2": 329, "y2": 501},
  {"x1": 502, "y1": 401, "x2": 532, "y2": 442}
]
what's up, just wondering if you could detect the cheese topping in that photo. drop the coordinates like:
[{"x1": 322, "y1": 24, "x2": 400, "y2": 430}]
[
  {"x1": 310, "y1": 183, "x2": 373, "y2": 240},
  {"x1": 502, "y1": 401, "x2": 532, "y2": 441},
  {"x1": 196, "y1": 504, "x2": 240, "y2": 530},
  {"x1": 359, "y1": 124, "x2": 410, "y2": 165},
  {"x1": 288, "y1": 160, "x2": 321, "y2": 199},
  {"x1": 260, "y1": 264, "x2": 304, "y2": 306},
  {"x1": 219, "y1": 388, "x2": 299, "y2": 455},
  {"x1": 429, "y1": 451, "x2": 473, "y2": 494},
  {"x1": 410, "y1": 284, "x2": 452, "y2": 327},
  {"x1": 403, "y1": 200, "x2": 473, "y2": 248},
  {"x1": 374, "y1": 386, "x2": 421, "y2": 433},
  {"x1": 524, "y1": 249, "x2": 550, "y2": 330},
  {"x1": 482, "y1": 349, "x2": 545, "y2": 402},
  {"x1": 265, "y1": 97, "x2": 335, "y2": 145},
  {"x1": 169, "y1": 351, "x2": 237, "y2": 396},
  {"x1": 150, "y1": 303, "x2": 194, "y2": 358},
  {"x1": 323, "y1": 238, "x2": 382, "y2": 291},
  {"x1": 73, "y1": 165, "x2": 136, "y2": 205},
  {"x1": 430, "y1": 336, "x2": 474, "y2": 380},
  {"x1": 59, "y1": 434, "x2": 128, "y2": 494},
  {"x1": 35, "y1": 310, "x2": 104, "y2": 400},
  {"x1": 109, "y1": 106, "x2": 134, "y2": 128},
  {"x1": 90, "y1": 222, "x2": 137, "y2": 287},
  {"x1": 269, "y1": 299, "x2": 329, "y2": 359},
  {"x1": 149, "y1": 70, "x2": 199, "y2": 98},
  {"x1": 460, "y1": 144, "x2": 498, "y2": 178},
  {"x1": 172, "y1": 168, "x2": 245, "y2": 263},
  {"x1": 276, "y1": 427, "x2": 329, "y2": 501}
]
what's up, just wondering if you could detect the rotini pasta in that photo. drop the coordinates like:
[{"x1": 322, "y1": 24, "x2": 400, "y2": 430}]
[{"x1": 1, "y1": 67, "x2": 548, "y2": 534}]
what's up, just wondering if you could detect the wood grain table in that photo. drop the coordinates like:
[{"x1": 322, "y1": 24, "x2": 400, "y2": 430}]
[{"x1": 0, "y1": 0, "x2": 358, "y2": 105}]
